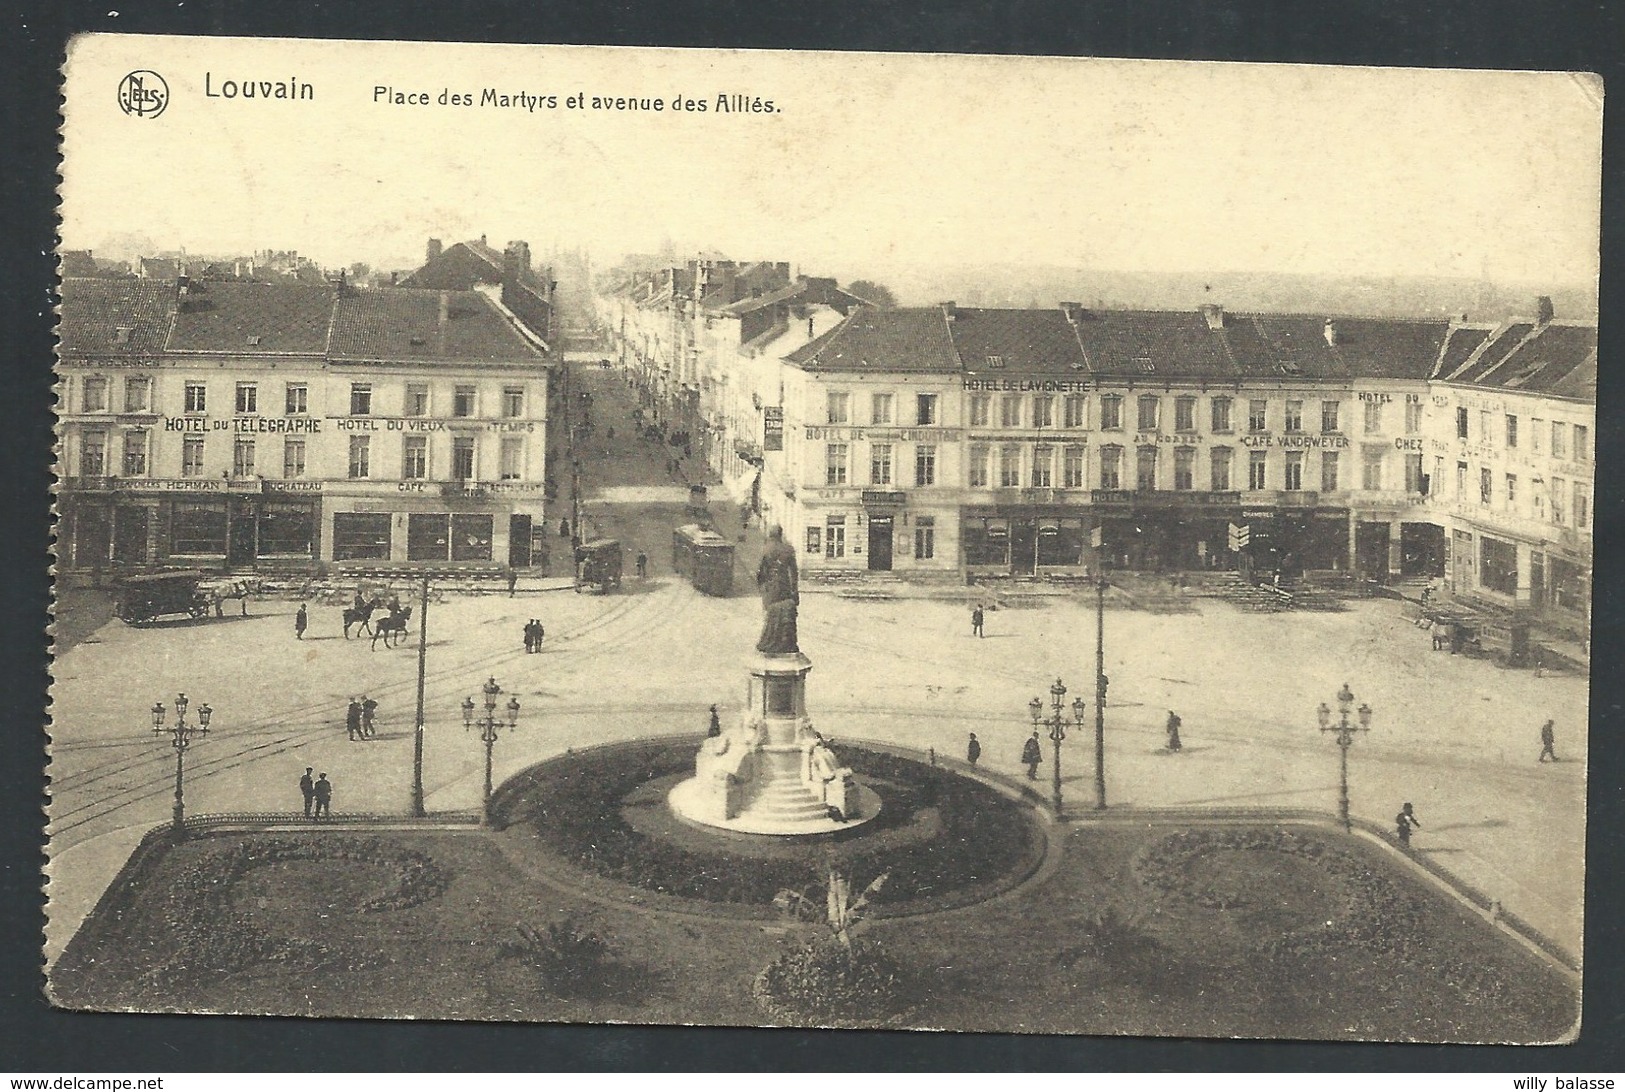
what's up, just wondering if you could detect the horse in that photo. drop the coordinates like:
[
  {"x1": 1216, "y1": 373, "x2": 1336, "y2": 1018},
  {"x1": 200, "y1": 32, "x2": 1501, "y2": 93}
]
[
  {"x1": 370, "y1": 605, "x2": 413, "y2": 650},
  {"x1": 343, "y1": 597, "x2": 381, "y2": 638}
]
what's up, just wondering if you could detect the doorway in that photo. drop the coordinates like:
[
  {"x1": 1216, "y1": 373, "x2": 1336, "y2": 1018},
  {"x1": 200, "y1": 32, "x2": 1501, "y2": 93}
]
[
  {"x1": 509, "y1": 514, "x2": 533, "y2": 568},
  {"x1": 866, "y1": 515, "x2": 893, "y2": 571},
  {"x1": 1009, "y1": 519, "x2": 1037, "y2": 575},
  {"x1": 227, "y1": 501, "x2": 257, "y2": 567},
  {"x1": 112, "y1": 507, "x2": 149, "y2": 563}
]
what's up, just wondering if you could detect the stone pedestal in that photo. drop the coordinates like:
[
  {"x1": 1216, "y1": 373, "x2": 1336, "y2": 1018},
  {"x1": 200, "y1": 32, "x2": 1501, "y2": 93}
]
[{"x1": 668, "y1": 651, "x2": 880, "y2": 835}]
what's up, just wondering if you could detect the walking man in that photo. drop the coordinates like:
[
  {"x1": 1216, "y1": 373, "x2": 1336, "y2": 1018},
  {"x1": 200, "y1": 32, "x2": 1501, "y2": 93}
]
[
  {"x1": 559, "y1": 517, "x2": 570, "y2": 539},
  {"x1": 345, "y1": 697, "x2": 363, "y2": 742},
  {"x1": 1021, "y1": 730, "x2": 1043, "y2": 780},
  {"x1": 707, "y1": 704, "x2": 722, "y2": 738},
  {"x1": 1166, "y1": 710, "x2": 1183, "y2": 753},
  {"x1": 967, "y1": 732, "x2": 981, "y2": 767},
  {"x1": 312, "y1": 773, "x2": 332, "y2": 820},
  {"x1": 971, "y1": 604, "x2": 985, "y2": 638},
  {"x1": 1539, "y1": 719, "x2": 1559, "y2": 762},
  {"x1": 507, "y1": 569, "x2": 518, "y2": 598},
  {"x1": 1395, "y1": 802, "x2": 1421, "y2": 848},
  {"x1": 521, "y1": 620, "x2": 534, "y2": 654},
  {"x1": 636, "y1": 551, "x2": 648, "y2": 580},
  {"x1": 299, "y1": 767, "x2": 315, "y2": 818},
  {"x1": 294, "y1": 603, "x2": 307, "y2": 641},
  {"x1": 361, "y1": 696, "x2": 378, "y2": 739},
  {"x1": 532, "y1": 620, "x2": 544, "y2": 650}
]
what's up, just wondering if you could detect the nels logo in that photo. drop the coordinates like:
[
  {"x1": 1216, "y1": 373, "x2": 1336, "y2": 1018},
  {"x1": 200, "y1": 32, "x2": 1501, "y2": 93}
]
[{"x1": 117, "y1": 70, "x2": 169, "y2": 118}]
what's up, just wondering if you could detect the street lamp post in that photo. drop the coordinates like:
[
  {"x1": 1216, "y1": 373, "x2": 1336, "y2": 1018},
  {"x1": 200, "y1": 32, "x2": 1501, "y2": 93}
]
[
  {"x1": 1028, "y1": 678, "x2": 1089, "y2": 817},
  {"x1": 463, "y1": 677, "x2": 521, "y2": 824},
  {"x1": 1093, "y1": 575, "x2": 1109, "y2": 810},
  {"x1": 410, "y1": 571, "x2": 430, "y2": 817},
  {"x1": 150, "y1": 693, "x2": 212, "y2": 831},
  {"x1": 1317, "y1": 682, "x2": 1372, "y2": 831}
]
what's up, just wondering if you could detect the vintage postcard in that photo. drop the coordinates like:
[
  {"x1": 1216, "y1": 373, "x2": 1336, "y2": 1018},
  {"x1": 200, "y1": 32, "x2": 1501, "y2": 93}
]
[{"x1": 50, "y1": 35, "x2": 1599, "y2": 1041}]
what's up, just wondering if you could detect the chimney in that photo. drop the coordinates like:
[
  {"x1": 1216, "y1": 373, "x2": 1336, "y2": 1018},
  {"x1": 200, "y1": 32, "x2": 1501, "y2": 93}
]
[
  {"x1": 1535, "y1": 296, "x2": 1555, "y2": 325},
  {"x1": 1059, "y1": 301, "x2": 1082, "y2": 325},
  {"x1": 807, "y1": 315, "x2": 815, "y2": 338},
  {"x1": 426, "y1": 238, "x2": 443, "y2": 264},
  {"x1": 391, "y1": 271, "x2": 399, "y2": 285},
  {"x1": 438, "y1": 291, "x2": 450, "y2": 327},
  {"x1": 176, "y1": 274, "x2": 190, "y2": 297},
  {"x1": 479, "y1": 234, "x2": 487, "y2": 247},
  {"x1": 1200, "y1": 303, "x2": 1225, "y2": 330},
  {"x1": 939, "y1": 301, "x2": 957, "y2": 322},
  {"x1": 1323, "y1": 319, "x2": 1339, "y2": 347}
]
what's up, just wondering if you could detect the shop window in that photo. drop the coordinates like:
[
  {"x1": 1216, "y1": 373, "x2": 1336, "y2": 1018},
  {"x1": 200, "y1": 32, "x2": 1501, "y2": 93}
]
[
  {"x1": 870, "y1": 392, "x2": 893, "y2": 425},
  {"x1": 999, "y1": 395, "x2": 1023, "y2": 428},
  {"x1": 182, "y1": 436, "x2": 205, "y2": 478},
  {"x1": 235, "y1": 383, "x2": 258, "y2": 414},
  {"x1": 185, "y1": 382, "x2": 207, "y2": 414},
  {"x1": 405, "y1": 383, "x2": 430, "y2": 417},
  {"x1": 450, "y1": 514, "x2": 494, "y2": 561},
  {"x1": 403, "y1": 436, "x2": 428, "y2": 480},
  {"x1": 171, "y1": 501, "x2": 228, "y2": 555},
  {"x1": 348, "y1": 435, "x2": 371, "y2": 479},
  {"x1": 1287, "y1": 450, "x2": 1307, "y2": 492},
  {"x1": 1064, "y1": 394, "x2": 1087, "y2": 428},
  {"x1": 1210, "y1": 448, "x2": 1232, "y2": 492},
  {"x1": 232, "y1": 437, "x2": 256, "y2": 478},
  {"x1": 999, "y1": 445, "x2": 1022, "y2": 488},
  {"x1": 1099, "y1": 445, "x2": 1122, "y2": 489},
  {"x1": 503, "y1": 387, "x2": 525, "y2": 418},
  {"x1": 452, "y1": 436, "x2": 476, "y2": 480},
  {"x1": 79, "y1": 430, "x2": 107, "y2": 477},
  {"x1": 1248, "y1": 450, "x2": 1268, "y2": 490},
  {"x1": 122, "y1": 431, "x2": 148, "y2": 477},
  {"x1": 285, "y1": 383, "x2": 308, "y2": 415},
  {"x1": 283, "y1": 439, "x2": 305, "y2": 479},
  {"x1": 963, "y1": 518, "x2": 1009, "y2": 567},
  {"x1": 869, "y1": 443, "x2": 893, "y2": 486},
  {"x1": 332, "y1": 512, "x2": 391, "y2": 561},
  {"x1": 968, "y1": 444, "x2": 989, "y2": 488},
  {"x1": 825, "y1": 443, "x2": 848, "y2": 486},
  {"x1": 1211, "y1": 397, "x2": 1233, "y2": 433},
  {"x1": 915, "y1": 393, "x2": 938, "y2": 425},
  {"x1": 1137, "y1": 396, "x2": 1160, "y2": 432},
  {"x1": 969, "y1": 394, "x2": 991, "y2": 427},
  {"x1": 1031, "y1": 445, "x2": 1053, "y2": 488},
  {"x1": 1479, "y1": 536, "x2": 1518, "y2": 596},
  {"x1": 1100, "y1": 394, "x2": 1122, "y2": 430},
  {"x1": 81, "y1": 377, "x2": 108, "y2": 413},
  {"x1": 805, "y1": 526, "x2": 822, "y2": 554},
  {"x1": 1320, "y1": 451, "x2": 1339, "y2": 493},
  {"x1": 1284, "y1": 401, "x2": 1303, "y2": 433},
  {"x1": 1174, "y1": 397, "x2": 1196, "y2": 433},
  {"x1": 1064, "y1": 446, "x2": 1086, "y2": 489},
  {"x1": 124, "y1": 376, "x2": 152, "y2": 413},
  {"x1": 915, "y1": 444, "x2": 937, "y2": 487},
  {"x1": 350, "y1": 383, "x2": 373, "y2": 416},
  {"x1": 500, "y1": 437, "x2": 525, "y2": 480},
  {"x1": 258, "y1": 503, "x2": 314, "y2": 556},
  {"x1": 408, "y1": 513, "x2": 451, "y2": 561},
  {"x1": 826, "y1": 391, "x2": 849, "y2": 424},
  {"x1": 1321, "y1": 401, "x2": 1340, "y2": 434}
]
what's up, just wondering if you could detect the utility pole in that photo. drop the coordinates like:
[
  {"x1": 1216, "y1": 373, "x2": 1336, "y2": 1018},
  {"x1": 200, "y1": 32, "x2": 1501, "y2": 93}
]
[
  {"x1": 1094, "y1": 575, "x2": 1108, "y2": 810},
  {"x1": 411, "y1": 571, "x2": 429, "y2": 817}
]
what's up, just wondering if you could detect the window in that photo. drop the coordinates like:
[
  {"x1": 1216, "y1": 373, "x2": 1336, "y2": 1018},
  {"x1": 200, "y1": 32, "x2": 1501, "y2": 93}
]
[
  {"x1": 1247, "y1": 450, "x2": 1268, "y2": 490},
  {"x1": 403, "y1": 436, "x2": 428, "y2": 479},
  {"x1": 1506, "y1": 415, "x2": 1518, "y2": 448},
  {"x1": 1506, "y1": 473, "x2": 1517, "y2": 508},
  {"x1": 1364, "y1": 400, "x2": 1384, "y2": 434},
  {"x1": 985, "y1": 355, "x2": 1005, "y2": 369},
  {"x1": 79, "y1": 430, "x2": 107, "y2": 476},
  {"x1": 1248, "y1": 400, "x2": 1268, "y2": 433},
  {"x1": 1174, "y1": 447, "x2": 1195, "y2": 490},
  {"x1": 408, "y1": 514, "x2": 450, "y2": 562},
  {"x1": 1210, "y1": 447, "x2": 1232, "y2": 492},
  {"x1": 825, "y1": 518, "x2": 846, "y2": 559},
  {"x1": 1211, "y1": 397, "x2": 1233, "y2": 433},
  {"x1": 916, "y1": 442, "x2": 942, "y2": 487},
  {"x1": 452, "y1": 436, "x2": 476, "y2": 480},
  {"x1": 348, "y1": 436, "x2": 371, "y2": 479},
  {"x1": 185, "y1": 382, "x2": 207, "y2": 414},
  {"x1": 332, "y1": 512, "x2": 391, "y2": 561},
  {"x1": 1174, "y1": 397, "x2": 1196, "y2": 433},
  {"x1": 968, "y1": 444, "x2": 990, "y2": 487},
  {"x1": 123, "y1": 376, "x2": 151, "y2": 413},
  {"x1": 451, "y1": 514, "x2": 494, "y2": 562},
  {"x1": 259, "y1": 502, "x2": 315, "y2": 558},
  {"x1": 1456, "y1": 407, "x2": 1469, "y2": 440},
  {"x1": 1136, "y1": 446, "x2": 1157, "y2": 490},
  {"x1": 285, "y1": 383, "x2": 308, "y2": 415},
  {"x1": 232, "y1": 437, "x2": 255, "y2": 478},
  {"x1": 350, "y1": 383, "x2": 373, "y2": 416},
  {"x1": 1478, "y1": 410, "x2": 1491, "y2": 441},
  {"x1": 869, "y1": 443, "x2": 893, "y2": 486},
  {"x1": 1550, "y1": 476, "x2": 1565, "y2": 524},
  {"x1": 1137, "y1": 395, "x2": 1160, "y2": 432},
  {"x1": 1099, "y1": 446, "x2": 1122, "y2": 489},
  {"x1": 503, "y1": 387, "x2": 525, "y2": 418},
  {"x1": 999, "y1": 445, "x2": 1022, "y2": 488},
  {"x1": 182, "y1": 435, "x2": 205, "y2": 478},
  {"x1": 1479, "y1": 466, "x2": 1492, "y2": 505},
  {"x1": 1362, "y1": 448, "x2": 1384, "y2": 492},
  {"x1": 1404, "y1": 453, "x2": 1424, "y2": 494},
  {"x1": 171, "y1": 501, "x2": 228, "y2": 555},
  {"x1": 453, "y1": 385, "x2": 477, "y2": 417},
  {"x1": 235, "y1": 383, "x2": 258, "y2": 414},
  {"x1": 499, "y1": 438, "x2": 524, "y2": 480},
  {"x1": 1405, "y1": 401, "x2": 1423, "y2": 433},
  {"x1": 825, "y1": 443, "x2": 848, "y2": 485},
  {"x1": 1531, "y1": 419, "x2": 1544, "y2": 454},
  {"x1": 1321, "y1": 451, "x2": 1340, "y2": 493},
  {"x1": 1321, "y1": 401, "x2": 1340, "y2": 433},
  {"x1": 1064, "y1": 445, "x2": 1086, "y2": 488},
  {"x1": 1031, "y1": 445, "x2": 1053, "y2": 487},
  {"x1": 81, "y1": 377, "x2": 108, "y2": 413},
  {"x1": 916, "y1": 393, "x2": 939, "y2": 425},
  {"x1": 824, "y1": 391, "x2": 850, "y2": 424},
  {"x1": 914, "y1": 519, "x2": 935, "y2": 560},
  {"x1": 1100, "y1": 394, "x2": 1123, "y2": 430},
  {"x1": 1574, "y1": 424, "x2": 1589, "y2": 462},
  {"x1": 1456, "y1": 461, "x2": 1467, "y2": 499},
  {"x1": 1284, "y1": 400, "x2": 1303, "y2": 433},
  {"x1": 870, "y1": 392, "x2": 893, "y2": 425},
  {"x1": 1064, "y1": 395, "x2": 1088, "y2": 428},
  {"x1": 1551, "y1": 421, "x2": 1567, "y2": 459},
  {"x1": 283, "y1": 438, "x2": 305, "y2": 479},
  {"x1": 405, "y1": 383, "x2": 430, "y2": 417},
  {"x1": 1575, "y1": 482, "x2": 1589, "y2": 529},
  {"x1": 1284, "y1": 451, "x2": 1304, "y2": 491},
  {"x1": 1032, "y1": 395, "x2": 1054, "y2": 429},
  {"x1": 122, "y1": 431, "x2": 148, "y2": 476},
  {"x1": 1433, "y1": 456, "x2": 1443, "y2": 497},
  {"x1": 805, "y1": 527, "x2": 822, "y2": 555},
  {"x1": 999, "y1": 395, "x2": 1022, "y2": 428},
  {"x1": 969, "y1": 394, "x2": 991, "y2": 427}
]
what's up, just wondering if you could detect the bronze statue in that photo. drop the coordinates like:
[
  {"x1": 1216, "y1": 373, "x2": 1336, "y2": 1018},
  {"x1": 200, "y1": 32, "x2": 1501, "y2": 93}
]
[{"x1": 755, "y1": 524, "x2": 800, "y2": 654}]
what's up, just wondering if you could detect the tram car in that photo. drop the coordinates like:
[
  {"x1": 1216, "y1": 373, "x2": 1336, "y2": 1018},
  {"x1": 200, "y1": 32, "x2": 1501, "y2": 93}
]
[
  {"x1": 672, "y1": 523, "x2": 735, "y2": 597},
  {"x1": 114, "y1": 570, "x2": 214, "y2": 624},
  {"x1": 574, "y1": 538, "x2": 624, "y2": 593}
]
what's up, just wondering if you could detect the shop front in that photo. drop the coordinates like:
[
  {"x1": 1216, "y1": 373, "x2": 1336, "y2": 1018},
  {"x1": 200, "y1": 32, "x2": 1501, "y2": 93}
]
[
  {"x1": 323, "y1": 481, "x2": 547, "y2": 570},
  {"x1": 962, "y1": 503, "x2": 1093, "y2": 576},
  {"x1": 1093, "y1": 491, "x2": 1241, "y2": 573}
]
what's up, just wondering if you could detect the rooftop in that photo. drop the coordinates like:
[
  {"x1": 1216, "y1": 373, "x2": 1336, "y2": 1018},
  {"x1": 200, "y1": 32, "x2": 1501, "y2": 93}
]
[
  {"x1": 58, "y1": 278, "x2": 176, "y2": 357},
  {"x1": 330, "y1": 288, "x2": 545, "y2": 364}
]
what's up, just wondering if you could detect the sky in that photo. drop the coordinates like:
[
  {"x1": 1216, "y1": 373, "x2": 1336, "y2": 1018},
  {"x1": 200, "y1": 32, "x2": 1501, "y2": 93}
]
[{"x1": 61, "y1": 36, "x2": 1602, "y2": 287}]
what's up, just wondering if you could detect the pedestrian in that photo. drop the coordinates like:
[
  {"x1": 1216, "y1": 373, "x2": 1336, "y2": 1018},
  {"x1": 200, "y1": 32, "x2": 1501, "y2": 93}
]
[
  {"x1": 294, "y1": 603, "x2": 307, "y2": 640},
  {"x1": 507, "y1": 569, "x2": 518, "y2": 598},
  {"x1": 533, "y1": 620, "x2": 544, "y2": 648},
  {"x1": 1395, "y1": 802, "x2": 1421, "y2": 848},
  {"x1": 707, "y1": 704, "x2": 722, "y2": 738},
  {"x1": 361, "y1": 696, "x2": 378, "y2": 739},
  {"x1": 299, "y1": 767, "x2": 315, "y2": 818},
  {"x1": 559, "y1": 517, "x2": 570, "y2": 539},
  {"x1": 636, "y1": 551, "x2": 648, "y2": 579},
  {"x1": 345, "y1": 697, "x2": 362, "y2": 741},
  {"x1": 522, "y1": 620, "x2": 534, "y2": 653},
  {"x1": 1539, "y1": 719, "x2": 1559, "y2": 762},
  {"x1": 971, "y1": 604, "x2": 985, "y2": 638},
  {"x1": 1166, "y1": 710, "x2": 1183, "y2": 753},
  {"x1": 312, "y1": 773, "x2": 332, "y2": 820},
  {"x1": 1021, "y1": 730, "x2": 1043, "y2": 780},
  {"x1": 967, "y1": 732, "x2": 981, "y2": 767},
  {"x1": 607, "y1": 425, "x2": 615, "y2": 440}
]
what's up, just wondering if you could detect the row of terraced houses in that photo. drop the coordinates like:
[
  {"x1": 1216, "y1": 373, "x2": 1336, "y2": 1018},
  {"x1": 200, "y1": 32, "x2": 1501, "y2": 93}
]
[{"x1": 598, "y1": 272, "x2": 1594, "y2": 627}]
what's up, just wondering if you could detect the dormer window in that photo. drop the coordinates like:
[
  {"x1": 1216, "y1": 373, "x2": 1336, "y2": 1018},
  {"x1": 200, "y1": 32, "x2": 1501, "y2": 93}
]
[
  {"x1": 113, "y1": 326, "x2": 133, "y2": 345},
  {"x1": 409, "y1": 336, "x2": 427, "y2": 347},
  {"x1": 246, "y1": 335, "x2": 262, "y2": 346},
  {"x1": 1134, "y1": 353, "x2": 1155, "y2": 373},
  {"x1": 986, "y1": 355, "x2": 1005, "y2": 369}
]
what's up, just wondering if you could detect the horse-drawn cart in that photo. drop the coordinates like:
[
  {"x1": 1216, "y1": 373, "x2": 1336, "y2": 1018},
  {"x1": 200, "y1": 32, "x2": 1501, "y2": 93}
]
[{"x1": 114, "y1": 571, "x2": 214, "y2": 624}]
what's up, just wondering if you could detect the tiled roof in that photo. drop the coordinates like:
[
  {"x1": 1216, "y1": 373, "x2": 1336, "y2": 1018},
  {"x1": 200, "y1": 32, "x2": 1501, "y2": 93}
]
[
  {"x1": 785, "y1": 306, "x2": 960, "y2": 373},
  {"x1": 58, "y1": 278, "x2": 175, "y2": 356},
  {"x1": 330, "y1": 288, "x2": 544, "y2": 363},
  {"x1": 1545, "y1": 352, "x2": 1596, "y2": 402},
  {"x1": 1070, "y1": 308, "x2": 1236, "y2": 378},
  {"x1": 1446, "y1": 323, "x2": 1535, "y2": 384},
  {"x1": 166, "y1": 281, "x2": 335, "y2": 354},
  {"x1": 1435, "y1": 326, "x2": 1492, "y2": 378},
  {"x1": 1452, "y1": 323, "x2": 1597, "y2": 398},
  {"x1": 140, "y1": 257, "x2": 179, "y2": 280},
  {"x1": 951, "y1": 308, "x2": 1092, "y2": 376},
  {"x1": 1245, "y1": 315, "x2": 1449, "y2": 380}
]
